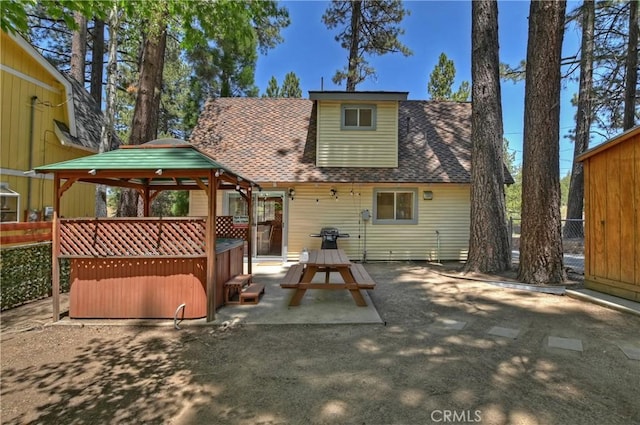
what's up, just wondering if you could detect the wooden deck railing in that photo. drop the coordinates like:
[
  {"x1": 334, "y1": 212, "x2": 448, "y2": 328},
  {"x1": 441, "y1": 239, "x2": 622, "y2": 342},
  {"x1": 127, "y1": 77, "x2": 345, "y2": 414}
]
[{"x1": 0, "y1": 222, "x2": 52, "y2": 245}]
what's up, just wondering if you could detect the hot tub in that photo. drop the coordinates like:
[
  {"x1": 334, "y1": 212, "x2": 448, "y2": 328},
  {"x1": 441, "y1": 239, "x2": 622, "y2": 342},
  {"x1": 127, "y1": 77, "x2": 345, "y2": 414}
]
[{"x1": 62, "y1": 218, "x2": 244, "y2": 319}]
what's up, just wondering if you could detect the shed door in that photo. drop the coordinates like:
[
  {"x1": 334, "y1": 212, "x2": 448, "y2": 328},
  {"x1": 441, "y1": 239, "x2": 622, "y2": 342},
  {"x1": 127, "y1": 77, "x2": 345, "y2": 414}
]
[{"x1": 587, "y1": 141, "x2": 639, "y2": 288}]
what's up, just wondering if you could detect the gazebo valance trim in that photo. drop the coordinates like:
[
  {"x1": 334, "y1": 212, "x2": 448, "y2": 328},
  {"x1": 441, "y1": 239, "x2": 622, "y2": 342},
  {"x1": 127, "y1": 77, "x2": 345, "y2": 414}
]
[{"x1": 33, "y1": 139, "x2": 259, "y2": 191}]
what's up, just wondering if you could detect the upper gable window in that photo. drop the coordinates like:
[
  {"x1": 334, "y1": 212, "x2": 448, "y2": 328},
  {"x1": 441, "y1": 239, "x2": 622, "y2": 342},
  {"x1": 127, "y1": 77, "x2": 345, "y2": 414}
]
[{"x1": 341, "y1": 104, "x2": 376, "y2": 130}]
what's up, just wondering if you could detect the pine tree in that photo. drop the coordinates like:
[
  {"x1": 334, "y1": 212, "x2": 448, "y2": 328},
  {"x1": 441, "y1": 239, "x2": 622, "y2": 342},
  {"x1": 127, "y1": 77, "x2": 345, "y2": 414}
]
[
  {"x1": 518, "y1": 0, "x2": 567, "y2": 285},
  {"x1": 322, "y1": 0, "x2": 411, "y2": 91},
  {"x1": 69, "y1": 11, "x2": 87, "y2": 84},
  {"x1": 464, "y1": 0, "x2": 511, "y2": 273},
  {"x1": 565, "y1": 0, "x2": 595, "y2": 238},
  {"x1": 427, "y1": 53, "x2": 470, "y2": 101},
  {"x1": 264, "y1": 76, "x2": 281, "y2": 97},
  {"x1": 623, "y1": 0, "x2": 638, "y2": 130},
  {"x1": 118, "y1": 0, "x2": 289, "y2": 216},
  {"x1": 281, "y1": 72, "x2": 302, "y2": 98}
]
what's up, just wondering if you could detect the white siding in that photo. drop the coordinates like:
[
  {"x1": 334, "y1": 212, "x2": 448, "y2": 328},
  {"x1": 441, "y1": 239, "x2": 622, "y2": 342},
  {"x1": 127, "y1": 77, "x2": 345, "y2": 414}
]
[
  {"x1": 190, "y1": 184, "x2": 471, "y2": 262},
  {"x1": 287, "y1": 183, "x2": 470, "y2": 262},
  {"x1": 189, "y1": 190, "x2": 223, "y2": 216},
  {"x1": 316, "y1": 101, "x2": 398, "y2": 167}
]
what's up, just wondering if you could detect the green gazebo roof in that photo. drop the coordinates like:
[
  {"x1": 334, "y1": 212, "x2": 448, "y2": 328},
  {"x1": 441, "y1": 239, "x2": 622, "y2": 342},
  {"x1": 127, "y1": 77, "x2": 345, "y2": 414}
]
[
  {"x1": 38, "y1": 139, "x2": 225, "y2": 171},
  {"x1": 35, "y1": 139, "x2": 258, "y2": 190}
]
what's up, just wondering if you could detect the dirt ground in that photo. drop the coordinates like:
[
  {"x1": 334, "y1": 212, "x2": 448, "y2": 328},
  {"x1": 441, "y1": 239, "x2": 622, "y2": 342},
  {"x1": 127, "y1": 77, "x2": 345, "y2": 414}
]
[{"x1": 1, "y1": 262, "x2": 639, "y2": 425}]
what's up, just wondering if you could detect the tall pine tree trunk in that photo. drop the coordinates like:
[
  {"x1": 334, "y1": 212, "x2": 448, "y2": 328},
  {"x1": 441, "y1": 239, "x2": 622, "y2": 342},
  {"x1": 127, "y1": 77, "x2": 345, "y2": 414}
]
[
  {"x1": 346, "y1": 0, "x2": 362, "y2": 92},
  {"x1": 565, "y1": 0, "x2": 595, "y2": 238},
  {"x1": 130, "y1": 26, "x2": 167, "y2": 146},
  {"x1": 96, "y1": 7, "x2": 119, "y2": 217},
  {"x1": 464, "y1": 0, "x2": 511, "y2": 273},
  {"x1": 90, "y1": 18, "x2": 105, "y2": 105},
  {"x1": 70, "y1": 12, "x2": 87, "y2": 83},
  {"x1": 518, "y1": 0, "x2": 567, "y2": 285},
  {"x1": 117, "y1": 12, "x2": 168, "y2": 217},
  {"x1": 623, "y1": 0, "x2": 638, "y2": 130}
]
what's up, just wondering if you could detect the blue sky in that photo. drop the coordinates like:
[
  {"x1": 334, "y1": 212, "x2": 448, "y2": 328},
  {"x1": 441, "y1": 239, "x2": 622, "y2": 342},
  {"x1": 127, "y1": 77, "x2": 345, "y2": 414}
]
[{"x1": 254, "y1": 0, "x2": 585, "y2": 176}]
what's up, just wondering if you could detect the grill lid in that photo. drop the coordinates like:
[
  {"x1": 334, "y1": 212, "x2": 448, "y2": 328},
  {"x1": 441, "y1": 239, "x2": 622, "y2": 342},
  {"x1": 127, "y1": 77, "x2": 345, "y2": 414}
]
[{"x1": 320, "y1": 227, "x2": 340, "y2": 236}]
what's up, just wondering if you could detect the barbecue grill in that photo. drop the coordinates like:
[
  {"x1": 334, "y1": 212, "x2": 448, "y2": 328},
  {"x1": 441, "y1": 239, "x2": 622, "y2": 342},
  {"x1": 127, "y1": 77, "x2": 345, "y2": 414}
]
[{"x1": 309, "y1": 227, "x2": 350, "y2": 249}]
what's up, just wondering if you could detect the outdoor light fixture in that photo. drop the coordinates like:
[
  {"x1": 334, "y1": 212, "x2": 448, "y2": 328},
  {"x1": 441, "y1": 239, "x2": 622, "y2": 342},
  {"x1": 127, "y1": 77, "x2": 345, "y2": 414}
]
[
  {"x1": 88, "y1": 169, "x2": 97, "y2": 175},
  {"x1": 155, "y1": 169, "x2": 163, "y2": 175},
  {"x1": 288, "y1": 188, "x2": 296, "y2": 200},
  {"x1": 235, "y1": 184, "x2": 240, "y2": 190},
  {"x1": 330, "y1": 188, "x2": 337, "y2": 198}
]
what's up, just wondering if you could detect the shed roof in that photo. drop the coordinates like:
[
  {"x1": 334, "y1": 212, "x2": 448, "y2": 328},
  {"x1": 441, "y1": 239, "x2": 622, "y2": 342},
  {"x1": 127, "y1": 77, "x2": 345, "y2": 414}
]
[{"x1": 577, "y1": 125, "x2": 640, "y2": 162}]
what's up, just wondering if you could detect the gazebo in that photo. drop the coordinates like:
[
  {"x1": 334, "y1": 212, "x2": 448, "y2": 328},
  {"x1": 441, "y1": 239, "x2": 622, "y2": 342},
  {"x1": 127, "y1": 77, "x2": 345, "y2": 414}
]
[{"x1": 35, "y1": 139, "x2": 259, "y2": 322}]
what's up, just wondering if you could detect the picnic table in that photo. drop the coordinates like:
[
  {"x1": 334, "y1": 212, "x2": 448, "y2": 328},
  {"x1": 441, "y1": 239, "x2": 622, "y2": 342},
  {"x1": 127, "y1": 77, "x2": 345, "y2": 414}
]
[{"x1": 280, "y1": 249, "x2": 376, "y2": 307}]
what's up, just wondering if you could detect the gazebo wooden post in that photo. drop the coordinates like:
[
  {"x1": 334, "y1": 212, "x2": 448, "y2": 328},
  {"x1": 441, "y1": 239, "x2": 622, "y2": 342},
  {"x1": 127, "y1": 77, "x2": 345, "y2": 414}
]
[
  {"x1": 142, "y1": 185, "x2": 151, "y2": 217},
  {"x1": 246, "y1": 187, "x2": 253, "y2": 275},
  {"x1": 51, "y1": 174, "x2": 61, "y2": 321},
  {"x1": 206, "y1": 170, "x2": 217, "y2": 322}
]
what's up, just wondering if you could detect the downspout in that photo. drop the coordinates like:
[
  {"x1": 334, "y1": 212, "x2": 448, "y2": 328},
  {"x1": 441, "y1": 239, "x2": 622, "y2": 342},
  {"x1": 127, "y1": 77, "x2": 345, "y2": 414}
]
[{"x1": 27, "y1": 96, "x2": 37, "y2": 219}]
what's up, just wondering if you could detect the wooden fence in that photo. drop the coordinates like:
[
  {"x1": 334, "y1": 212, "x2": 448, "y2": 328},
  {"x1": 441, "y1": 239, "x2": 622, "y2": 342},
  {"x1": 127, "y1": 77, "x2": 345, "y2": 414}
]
[{"x1": 0, "y1": 222, "x2": 52, "y2": 245}]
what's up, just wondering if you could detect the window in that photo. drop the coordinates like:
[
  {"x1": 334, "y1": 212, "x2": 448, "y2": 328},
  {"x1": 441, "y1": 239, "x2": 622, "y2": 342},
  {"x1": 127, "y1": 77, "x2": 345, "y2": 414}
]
[
  {"x1": 227, "y1": 193, "x2": 248, "y2": 216},
  {"x1": 373, "y1": 189, "x2": 418, "y2": 224},
  {"x1": 0, "y1": 183, "x2": 20, "y2": 223},
  {"x1": 341, "y1": 104, "x2": 376, "y2": 130},
  {"x1": 226, "y1": 192, "x2": 281, "y2": 222}
]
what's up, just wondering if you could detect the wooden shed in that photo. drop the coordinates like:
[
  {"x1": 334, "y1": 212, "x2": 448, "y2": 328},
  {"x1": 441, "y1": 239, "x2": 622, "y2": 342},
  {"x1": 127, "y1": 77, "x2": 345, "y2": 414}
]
[{"x1": 577, "y1": 126, "x2": 640, "y2": 301}]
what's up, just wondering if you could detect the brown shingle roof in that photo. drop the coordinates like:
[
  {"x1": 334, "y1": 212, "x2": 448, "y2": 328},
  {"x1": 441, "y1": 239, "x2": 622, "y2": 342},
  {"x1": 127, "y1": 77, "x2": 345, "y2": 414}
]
[
  {"x1": 65, "y1": 75, "x2": 121, "y2": 151},
  {"x1": 188, "y1": 97, "x2": 474, "y2": 184},
  {"x1": 53, "y1": 76, "x2": 121, "y2": 152}
]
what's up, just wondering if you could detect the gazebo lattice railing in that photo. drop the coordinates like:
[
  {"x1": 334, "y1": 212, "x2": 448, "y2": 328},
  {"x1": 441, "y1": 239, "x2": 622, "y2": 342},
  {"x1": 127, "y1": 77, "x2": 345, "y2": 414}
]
[{"x1": 59, "y1": 218, "x2": 207, "y2": 258}]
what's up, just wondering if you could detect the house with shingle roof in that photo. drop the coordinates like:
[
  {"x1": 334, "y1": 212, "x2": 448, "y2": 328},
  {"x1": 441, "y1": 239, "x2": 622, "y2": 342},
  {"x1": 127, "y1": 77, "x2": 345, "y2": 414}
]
[
  {"x1": 189, "y1": 91, "x2": 492, "y2": 262},
  {"x1": 0, "y1": 30, "x2": 119, "y2": 222}
]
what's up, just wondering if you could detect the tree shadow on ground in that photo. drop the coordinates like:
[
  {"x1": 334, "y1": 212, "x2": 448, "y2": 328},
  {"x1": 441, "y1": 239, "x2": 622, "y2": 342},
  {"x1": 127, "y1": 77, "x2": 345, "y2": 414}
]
[
  {"x1": 1, "y1": 261, "x2": 639, "y2": 425},
  {"x1": 1, "y1": 329, "x2": 221, "y2": 424}
]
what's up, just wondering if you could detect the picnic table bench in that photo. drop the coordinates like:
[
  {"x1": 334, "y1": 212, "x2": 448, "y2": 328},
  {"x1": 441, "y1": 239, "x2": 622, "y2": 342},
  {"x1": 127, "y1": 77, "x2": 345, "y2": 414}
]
[
  {"x1": 279, "y1": 249, "x2": 376, "y2": 306},
  {"x1": 281, "y1": 264, "x2": 305, "y2": 288},
  {"x1": 348, "y1": 263, "x2": 377, "y2": 290}
]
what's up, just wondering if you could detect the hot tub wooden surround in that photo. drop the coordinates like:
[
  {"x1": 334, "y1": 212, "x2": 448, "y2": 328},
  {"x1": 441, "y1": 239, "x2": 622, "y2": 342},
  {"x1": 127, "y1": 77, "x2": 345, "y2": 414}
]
[{"x1": 61, "y1": 218, "x2": 244, "y2": 319}]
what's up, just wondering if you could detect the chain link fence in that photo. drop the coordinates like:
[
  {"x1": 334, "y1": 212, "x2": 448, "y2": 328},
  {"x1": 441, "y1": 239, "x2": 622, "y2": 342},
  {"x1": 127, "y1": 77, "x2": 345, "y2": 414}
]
[{"x1": 510, "y1": 218, "x2": 584, "y2": 274}]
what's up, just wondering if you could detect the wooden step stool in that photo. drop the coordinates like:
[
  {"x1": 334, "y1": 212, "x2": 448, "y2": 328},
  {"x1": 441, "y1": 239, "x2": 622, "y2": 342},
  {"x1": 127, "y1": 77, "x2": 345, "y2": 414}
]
[
  {"x1": 224, "y1": 274, "x2": 252, "y2": 304},
  {"x1": 239, "y1": 283, "x2": 265, "y2": 305}
]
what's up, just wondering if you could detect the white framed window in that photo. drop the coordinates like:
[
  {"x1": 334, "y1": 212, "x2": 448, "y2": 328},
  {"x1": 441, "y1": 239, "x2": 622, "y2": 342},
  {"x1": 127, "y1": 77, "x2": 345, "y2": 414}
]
[
  {"x1": 226, "y1": 192, "x2": 279, "y2": 222},
  {"x1": 373, "y1": 188, "x2": 418, "y2": 224},
  {"x1": 227, "y1": 193, "x2": 248, "y2": 217},
  {"x1": 341, "y1": 104, "x2": 376, "y2": 130}
]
